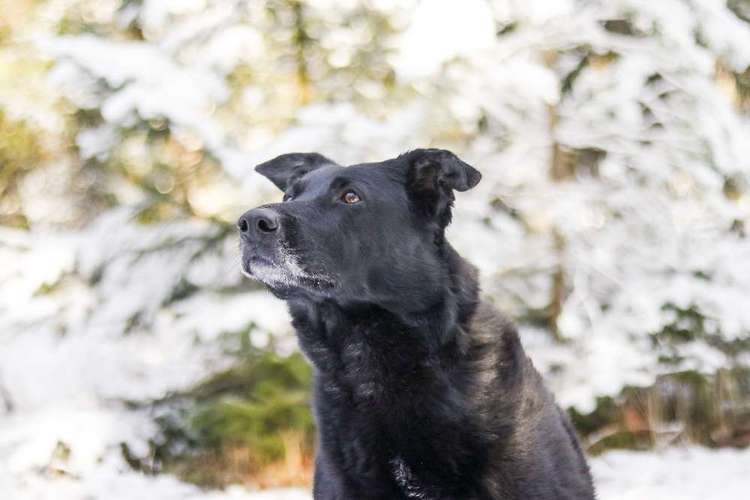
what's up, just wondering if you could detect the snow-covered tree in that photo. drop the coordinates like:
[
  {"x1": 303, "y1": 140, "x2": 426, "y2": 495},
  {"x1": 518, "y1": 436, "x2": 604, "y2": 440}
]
[{"x1": 1, "y1": 0, "x2": 749, "y2": 496}]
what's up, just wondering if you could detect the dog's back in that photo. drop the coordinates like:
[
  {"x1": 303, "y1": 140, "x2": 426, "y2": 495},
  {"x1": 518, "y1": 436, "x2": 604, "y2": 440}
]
[{"x1": 466, "y1": 302, "x2": 594, "y2": 498}]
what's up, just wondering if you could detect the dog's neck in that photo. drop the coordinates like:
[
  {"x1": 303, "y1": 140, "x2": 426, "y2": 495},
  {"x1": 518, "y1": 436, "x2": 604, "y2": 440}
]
[
  {"x1": 440, "y1": 241, "x2": 481, "y2": 333},
  {"x1": 400, "y1": 241, "x2": 480, "y2": 351}
]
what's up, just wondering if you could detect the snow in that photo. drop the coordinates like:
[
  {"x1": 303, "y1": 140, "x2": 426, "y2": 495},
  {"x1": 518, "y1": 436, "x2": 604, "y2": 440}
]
[
  {"x1": 592, "y1": 447, "x2": 750, "y2": 500},
  {"x1": 0, "y1": 216, "x2": 293, "y2": 494},
  {"x1": 2, "y1": 446, "x2": 746, "y2": 499},
  {"x1": 393, "y1": 0, "x2": 496, "y2": 81},
  {"x1": 2, "y1": 0, "x2": 749, "y2": 498},
  {"x1": 1, "y1": 463, "x2": 310, "y2": 500}
]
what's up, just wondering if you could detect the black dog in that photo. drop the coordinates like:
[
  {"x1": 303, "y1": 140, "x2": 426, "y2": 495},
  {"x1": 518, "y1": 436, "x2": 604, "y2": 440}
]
[{"x1": 239, "y1": 149, "x2": 595, "y2": 499}]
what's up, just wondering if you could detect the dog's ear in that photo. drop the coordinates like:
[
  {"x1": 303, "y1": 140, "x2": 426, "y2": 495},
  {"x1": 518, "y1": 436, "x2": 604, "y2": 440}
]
[
  {"x1": 255, "y1": 152, "x2": 338, "y2": 191},
  {"x1": 404, "y1": 149, "x2": 481, "y2": 228}
]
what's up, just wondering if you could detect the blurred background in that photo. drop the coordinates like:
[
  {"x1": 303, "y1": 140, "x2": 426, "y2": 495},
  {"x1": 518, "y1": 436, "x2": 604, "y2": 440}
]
[{"x1": 1, "y1": 0, "x2": 749, "y2": 499}]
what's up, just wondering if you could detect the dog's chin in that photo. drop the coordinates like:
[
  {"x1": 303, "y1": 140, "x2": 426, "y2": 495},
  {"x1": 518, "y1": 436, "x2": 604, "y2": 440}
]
[
  {"x1": 241, "y1": 256, "x2": 335, "y2": 297},
  {"x1": 242, "y1": 259, "x2": 289, "y2": 284}
]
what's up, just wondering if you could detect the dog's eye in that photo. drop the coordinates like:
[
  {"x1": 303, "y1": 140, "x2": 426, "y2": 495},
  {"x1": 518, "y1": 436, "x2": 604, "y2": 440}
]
[
  {"x1": 282, "y1": 193, "x2": 293, "y2": 202},
  {"x1": 341, "y1": 190, "x2": 361, "y2": 204}
]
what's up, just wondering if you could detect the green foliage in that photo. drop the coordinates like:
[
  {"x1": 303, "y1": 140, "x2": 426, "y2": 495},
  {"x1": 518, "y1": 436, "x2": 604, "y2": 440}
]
[
  {"x1": 189, "y1": 351, "x2": 314, "y2": 459},
  {"x1": 190, "y1": 388, "x2": 313, "y2": 462},
  {"x1": 0, "y1": 109, "x2": 45, "y2": 227},
  {"x1": 571, "y1": 368, "x2": 750, "y2": 453},
  {"x1": 569, "y1": 396, "x2": 620, "y2": 437},
  {"x1": 652, "y1": 303, "x2": 750, "y2": 363},
  {"x1": 586, "y1": 429, "x2": 644, "y2": 455},
  {"x1": 728, "y1": 0, "x2": 750, "y2": 24},
  {"x1": 149, "y1": 349, "x2": 314, "y2": 485},
  {"x1": 657, "y1": 304, "x2": 710, "y2": 342}
]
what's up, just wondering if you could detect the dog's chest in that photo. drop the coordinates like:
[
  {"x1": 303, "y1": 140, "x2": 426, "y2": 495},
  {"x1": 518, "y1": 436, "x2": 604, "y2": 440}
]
[
  {"x1": 390, "y1": 456, "x2": 433, "y2": 500},
  {"x1": 336, "y1": 326, "x2": 433, "y2": 402}
]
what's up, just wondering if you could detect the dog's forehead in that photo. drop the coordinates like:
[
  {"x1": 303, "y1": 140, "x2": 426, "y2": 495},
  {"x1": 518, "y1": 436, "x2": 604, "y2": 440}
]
[
  {"x1": 303, "y1": 164, "x2": 343, "y2": 184},
  {"x1": 304, "y1": 162, "x2": 401, "y2": 188}
]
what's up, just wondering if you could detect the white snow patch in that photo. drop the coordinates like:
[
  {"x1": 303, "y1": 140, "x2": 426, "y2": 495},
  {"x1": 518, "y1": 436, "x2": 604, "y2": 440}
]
[{"x1": 591, "y1": 447, "x2": 750, "y2": 500}]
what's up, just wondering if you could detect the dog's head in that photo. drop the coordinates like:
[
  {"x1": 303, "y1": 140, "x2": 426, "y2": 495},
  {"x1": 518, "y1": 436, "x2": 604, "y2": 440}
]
[{"x1": 238, "y1": 149, "x2": 481, "y2": 311}]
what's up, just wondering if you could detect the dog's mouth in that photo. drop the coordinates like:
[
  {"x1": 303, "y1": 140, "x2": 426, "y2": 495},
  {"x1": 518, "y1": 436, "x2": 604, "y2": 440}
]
[{"x1": 241, "y1": 248, "x2": 335, "y2": 291}]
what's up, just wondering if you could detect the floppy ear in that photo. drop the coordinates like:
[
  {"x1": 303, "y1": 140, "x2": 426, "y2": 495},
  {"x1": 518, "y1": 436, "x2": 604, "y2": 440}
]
[
  {"x1": 255, "y1": 152, "x2": 338, "y2": 191},
  {"x1": 404, "y1": 148, "x2": 481, "y2": 228}
]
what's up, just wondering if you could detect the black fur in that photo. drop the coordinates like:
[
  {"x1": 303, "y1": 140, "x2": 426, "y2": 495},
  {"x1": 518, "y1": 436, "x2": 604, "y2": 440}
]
[{"x1": 238, "y1": 149, "x2": 595, "y2": 499}]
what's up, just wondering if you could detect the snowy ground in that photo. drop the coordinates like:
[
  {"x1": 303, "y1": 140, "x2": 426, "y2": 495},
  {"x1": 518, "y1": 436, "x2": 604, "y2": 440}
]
[
  {"x1": 591, "y1": 447, "x2": 749, "y2": 500},
  {"x1": 2, "y1": 446, "x2": 748, "y2": 500}
]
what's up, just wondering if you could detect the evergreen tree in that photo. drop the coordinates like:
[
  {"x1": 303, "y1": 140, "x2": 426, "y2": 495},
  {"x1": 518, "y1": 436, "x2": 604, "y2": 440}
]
[{"x1": 1, "y1": 0, "x2": 749, "y2": 496}]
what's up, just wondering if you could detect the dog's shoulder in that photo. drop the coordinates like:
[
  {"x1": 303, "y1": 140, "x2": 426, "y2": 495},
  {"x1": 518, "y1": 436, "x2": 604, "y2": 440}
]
[
  {"x1": 464, "y1": 299, "x2": 525, "y2": 379},
  {"x1": 466, "y1": 301, "x2": 595, "y2": 499}
]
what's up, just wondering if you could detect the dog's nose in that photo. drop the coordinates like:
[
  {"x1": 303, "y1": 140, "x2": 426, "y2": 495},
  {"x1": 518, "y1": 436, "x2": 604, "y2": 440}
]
[{"x1": 238, "y1": 208, "x2": 280, "y2": 235}]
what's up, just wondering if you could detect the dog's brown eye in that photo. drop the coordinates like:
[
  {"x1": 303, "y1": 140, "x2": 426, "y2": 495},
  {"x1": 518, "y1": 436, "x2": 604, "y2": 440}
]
[
  {"x1": 341, "y1": 190, "x2": 361, "y2": 204},
  {"x1": 283, "y1": 193, "x2": 292, "y2": 202}
]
